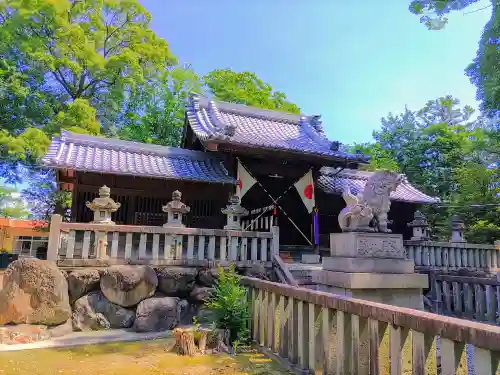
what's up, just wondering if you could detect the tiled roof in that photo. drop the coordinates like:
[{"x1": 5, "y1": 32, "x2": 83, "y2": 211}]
[
  {"x1": 317, "y1": 167, "x2": 439, "y2": 204},
  {"x1": 43, "y1": 131, "x2": 235, "y2": 184},
  {"x1": 185, "y1": 95, "x2": 369, "y2": 163}
]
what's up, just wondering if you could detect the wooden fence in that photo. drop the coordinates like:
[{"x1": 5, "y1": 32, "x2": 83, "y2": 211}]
[
  {"x1": 431, "y1": 274, "x2": 500, "y2": 325},
  {"x1": 243, "y1": 276, "x2": 500, "y2": 374}
]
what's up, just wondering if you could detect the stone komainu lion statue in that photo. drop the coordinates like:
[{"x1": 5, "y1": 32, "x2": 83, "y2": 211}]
[{"x1": 338, "y1": 171, "x2": 405, "y2": 233}]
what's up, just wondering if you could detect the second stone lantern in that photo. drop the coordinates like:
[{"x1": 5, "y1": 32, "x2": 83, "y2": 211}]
[
  {"x1": 221, "y1": 195, "x2": 248, "y2": 230},
  {"x1": 162, "y1": 190, "x2": 190, "y2": 228}
]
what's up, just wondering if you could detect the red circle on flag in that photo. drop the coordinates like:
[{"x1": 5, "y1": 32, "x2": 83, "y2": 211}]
[
  {"x1": 304, "y1": 184, "x2": 313, "y2": 199},
  {"x1": 236, "y1": 179, "x2": 242, "y2": 189}
]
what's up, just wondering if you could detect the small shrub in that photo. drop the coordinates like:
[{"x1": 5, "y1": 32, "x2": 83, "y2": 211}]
[{"x1": 205, "y1": 265, "x2": 249, "y2": 346}]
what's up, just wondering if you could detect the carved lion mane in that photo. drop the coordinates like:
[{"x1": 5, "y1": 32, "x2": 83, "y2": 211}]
[{"x1": 362, "y1": 171, "x2": 405, "y2": 215}]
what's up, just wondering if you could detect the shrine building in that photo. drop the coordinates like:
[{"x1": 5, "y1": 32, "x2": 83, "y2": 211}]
[{"x1": 43, "y1": 95, "x2": 438, "y2": 249}]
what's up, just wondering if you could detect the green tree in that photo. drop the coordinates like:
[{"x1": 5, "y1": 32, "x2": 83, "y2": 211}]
[
  {"x1": 118, "y1": 65, "x2": 202, "y2": 146},
  {"x1": 0, "y1": 185, "x2": 29, "y2": 218},
  {"x1": 409, "y1": 0, "x2": 483, "y2": 30},
  {"x1": 204, "y1": 69, "x2": 300, "y2": 114},
  {"x1": 409, "y1": 1, "x2": 500, "y2": 114},
  {"x1": 21, "y1": 169, "x2": 72, "y2": 221},
  {"x1": 449, "y1": 161, "x2": 500, "y2": 242},
  {"x1": 0, "y1": 0, "x2": 177, "y2": 134},
  {"x1": 0, "y1": 0, "x2": 178, "y2": 211},
  {"x1": 46, "y1": 99, "x2": 101, "y2": 136},
  {"x1": 359, "y1": 96, "x2": 498, "y2": 242},
  {"x1": 343, "y1": 143, "x2": 400, "y2": 172}
]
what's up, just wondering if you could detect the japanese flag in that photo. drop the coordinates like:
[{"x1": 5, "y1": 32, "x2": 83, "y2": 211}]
[
  {"x1": 236, "y1": 161, "x2": 256, "y2": 199},
  {"x1": 294, "y1": 170, "x2": 315, "y2": 213}
]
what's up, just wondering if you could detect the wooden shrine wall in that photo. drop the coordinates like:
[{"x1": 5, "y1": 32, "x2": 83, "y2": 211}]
[{"x1": 71, "y1": 172, "x2": 232, "y2": 229}]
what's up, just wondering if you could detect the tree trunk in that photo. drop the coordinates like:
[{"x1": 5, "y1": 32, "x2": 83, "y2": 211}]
[{"x1": 174, "y1": 328, "x2": 196, "y2": 356}]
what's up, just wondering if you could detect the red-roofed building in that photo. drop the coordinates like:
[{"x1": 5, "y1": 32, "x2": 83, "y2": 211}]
[{"x1": 0, "y1": 218, "x2": 48, "y2": 257}]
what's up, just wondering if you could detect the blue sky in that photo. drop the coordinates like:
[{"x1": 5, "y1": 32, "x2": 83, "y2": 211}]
[{"x1": 141, "y1": 0, "x2": 492, "y2": 144}]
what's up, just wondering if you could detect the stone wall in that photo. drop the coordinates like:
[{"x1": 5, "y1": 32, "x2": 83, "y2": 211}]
[{"x1": 0, "y1": 258, "x2": 276, "y2": 345}]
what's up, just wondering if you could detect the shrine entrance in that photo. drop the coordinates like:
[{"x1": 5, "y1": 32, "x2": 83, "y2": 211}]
[{"x1": 237, "y1": 156, "x2": 315, "y2": 247}]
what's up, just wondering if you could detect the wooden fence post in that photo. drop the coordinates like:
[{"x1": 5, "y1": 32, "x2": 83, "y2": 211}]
[{"x1": 47, "y1": 214, "x2": 62, "y2": 262}]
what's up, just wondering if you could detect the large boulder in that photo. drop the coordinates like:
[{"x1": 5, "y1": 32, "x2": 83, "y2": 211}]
[
  {"x1": 0, "y1": 258, "x2": 71, "y2": 326},
  {"x1": 156, "y1": 267, "x2": 198, "y2": 297},
  {"x1": 190, "y1": 285, "x2": 213, "y2": 304},
  {"x1": 100, "y1": 265, "x2": 157, "y2": 307},
  {"x1": 133, "y1": 297, "x2": 181, "y2": 332},
  {"x1": 238, "y1": 264, "x2": 269, "y2": 280},
  {"x1": 68, "y1": 269, "x2": 101, "y2": 303},
  {"x1": 72, "y1": 291, "x2": 135, "y2": 331},
  {"x1": 197, "y1": 268, "x2": 219, "y2": 287}
]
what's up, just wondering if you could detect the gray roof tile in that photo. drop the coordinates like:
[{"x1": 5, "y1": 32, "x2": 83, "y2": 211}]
[
  {"x1": 43, "y1": 131, "x2": 235, "y2": 184},
  {"x1": 186, "y1": 95, "x2": 369, "y2": 162},
  {"x1": 318, "y1": 167, "x2": 439, "y2": 204}
]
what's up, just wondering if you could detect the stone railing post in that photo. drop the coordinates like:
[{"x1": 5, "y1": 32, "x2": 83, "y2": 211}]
[
  {"x1": 47, "y1": 214, "x2": 62, "y2": 261},
  {"x1": 495, "y1": 240, "x2": 500, "y2": 271},
  {"x1": 271, "y1": 226, "x2": 279, "y2": 256}
]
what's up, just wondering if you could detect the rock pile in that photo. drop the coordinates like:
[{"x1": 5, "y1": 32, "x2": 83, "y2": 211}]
[{"x1": 0, "y1": 259, "x2": 276, "y2": 345}]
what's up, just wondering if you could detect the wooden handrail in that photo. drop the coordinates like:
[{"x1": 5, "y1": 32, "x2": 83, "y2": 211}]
[{"x1": 241, "y1": 276, "x2": 500, "y2": 351}]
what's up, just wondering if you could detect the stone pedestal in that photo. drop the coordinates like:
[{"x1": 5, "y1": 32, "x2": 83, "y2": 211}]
[
  {"x1": 301, "y1": 254, "x2": 320, "y2": 264},
  {"x1": 313, "y1": 232, "x2": 428, "y2": 310}
]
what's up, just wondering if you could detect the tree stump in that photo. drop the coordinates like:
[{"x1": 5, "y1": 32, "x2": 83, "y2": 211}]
[
  {"x1": 214, "y1": 328, "x2": 231, "y2": 354},
  {"x1": 174, "y1": 328, "x2": 196, "y2": 356},
  {"x1": 198, "y1": 328, "x2": 210, "y2": 354}
]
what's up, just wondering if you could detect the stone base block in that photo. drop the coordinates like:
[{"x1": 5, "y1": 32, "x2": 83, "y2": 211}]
[
  {"x1": 313, "y1": 270, "x2": 428, "y2": 290},
  {"x1": 301, "y1": 254, "x2": 321, "y2": 264},
  {"x1": 322, "y1": 256, "x2": 415, "y2": 274},
  {"x1": 330, "y1": 232, "x2": 405, "y2": 259},
  {"x1": 316, "y1": 284, "x2": 425, "y2": 310}
]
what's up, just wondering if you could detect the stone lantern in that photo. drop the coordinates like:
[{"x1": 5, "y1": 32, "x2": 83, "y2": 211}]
[
  {"x1": 162, "y1": 190, "x2": 190, "y2": 228},
  {"x1": 221, "y1": 195, "x2": 248, "y2": 230},
  {"x1": 407, "y1": 211, "x2": 430, "y2": 240},
  {"x1": 86, "y1": 185, "x2": 121, "y2": 225},
  {"x1": 450, "y1": 215, "x2": 466, "y2": 243},
  {"x1": 85, "y1": 185, "x2": 121, "y2": 259}
]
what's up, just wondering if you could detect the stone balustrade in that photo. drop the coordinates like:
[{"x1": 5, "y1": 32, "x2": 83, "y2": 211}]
[
  {"x1": 243, "y1": 276, "x2": 500, "y2": 374},
  {"x1": 405, "y1": 240, "x2": 498, "y2": 273},
  {"x1": 431, "y1": 274, "x2": 500, "y2": 325},
  {"x1": 47, "y1": 214, "x2": 279, "y2": 267}
]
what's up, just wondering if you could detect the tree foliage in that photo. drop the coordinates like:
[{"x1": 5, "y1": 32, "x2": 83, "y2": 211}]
[
  {"x1": 409, "y1": 0, "x2": 483, "y2": 30},
  {"x1": 118, "y1": 65, "x2": 202, "y2": 146},
  {"x1": 0, "y1": 0, "x2": 176, "y2": 134},
  {"x1": 204, "y1": 69, "x2": 300, "y2": 114},
  {"x1": 409, "y1": 1, "x2": 500, "y2": 114},
  {"x1": 0, "y1": 185, "x2": 29, "y2": 218},
  {"x1": 361, "y1": 96, "x2": 499, "y2": 242},
  {"x1": 205, "y1": 265, "x2": 250, "y2": 346}
]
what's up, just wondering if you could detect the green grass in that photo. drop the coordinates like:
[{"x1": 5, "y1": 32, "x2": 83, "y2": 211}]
[{"x1": 0, "y1": 339, "x2": 292, "y2": 375}]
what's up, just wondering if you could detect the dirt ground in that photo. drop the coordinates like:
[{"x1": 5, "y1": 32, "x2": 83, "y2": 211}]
[{"x1": 0, "y1": 339, "x2": 292, "y2": 375}]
